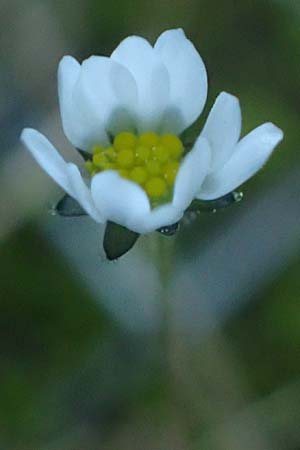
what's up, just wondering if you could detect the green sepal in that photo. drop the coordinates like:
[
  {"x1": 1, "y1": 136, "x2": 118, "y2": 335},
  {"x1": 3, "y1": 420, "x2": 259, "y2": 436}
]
[
  {"x1": 187, "y1": 191, "x2": 243, "y2": 213},
  {"x1": 76, "y1": 149, "x2": 92, "y2": 161},
  {"x1": 103, "y1": 221, "x2": 140, "y2": 261},
  {"x1": 55, "y1": 194, "x2": 87, "y2": 217},
  {"x1": 157, "y1": 222, "x2": 179, "y2": 236}
]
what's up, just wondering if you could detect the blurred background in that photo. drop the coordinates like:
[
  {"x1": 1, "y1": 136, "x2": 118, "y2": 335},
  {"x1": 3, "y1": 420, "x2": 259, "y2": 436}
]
[{"x1": 1, "y1": 0, "x2": 300, "y2": 449}]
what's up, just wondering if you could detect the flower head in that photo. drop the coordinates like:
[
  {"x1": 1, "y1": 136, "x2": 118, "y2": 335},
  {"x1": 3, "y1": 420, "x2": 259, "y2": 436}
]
[{"x1": 21, "y1": 29, "x2": 283, "y2": 257}]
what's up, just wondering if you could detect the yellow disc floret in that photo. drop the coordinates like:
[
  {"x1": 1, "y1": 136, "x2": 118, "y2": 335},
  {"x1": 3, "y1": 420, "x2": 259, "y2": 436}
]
[
  {"x1": 146, "y1": 160, "x2": 161, "y2": 176},
  {"x1": 85, "y1": 131, "x2": 185, "y2": 207},
  {"x1": 135, "y1": 145, "x2": 150, "y2": 163},
  {"x1": 114, "y1": 132, "x2": 137, "y2": 151},
  {"x1": 163, "y1": 161, "x2": 180, "y2": 186},
  {"x1": 160, "y1": 134, "x2": 183, "y2": 158},
  {"x1": 105, "y1": 146, "x2": 117, "y2": 161},
  {"x1": 129, "y1": 167, "x2": 148, "y2": 185},
  {"x1": 145, "y1": 177, "x2": 167, "y2": 198},
  {"x1": 92, "y1": 144, "x2": 104, "y2": 154},
  {"x1": 118, "y1": 169, "x2": 129, "y2": 179},
  {"x1": 151, "y1": 145, "x2": 170, "y2": 163},
  {"x1": 93, "y1": 152, "x2": 109, "y2": 168},
  {"x1": 85, "y1": 160, "x2": 97, "y2": 176},
  {"x1": 117, "y1": 148, "x2": 134, "y2": 168},
  {"x1": 139, "y1": 132, "x2": 159, "y2": 148}
]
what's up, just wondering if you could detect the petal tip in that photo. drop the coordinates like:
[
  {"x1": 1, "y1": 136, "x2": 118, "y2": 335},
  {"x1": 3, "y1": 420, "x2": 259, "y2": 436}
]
[
  {"x1": 218, "y1": 91, "x2": 240, "y2": 105},
  {"x1": 20, "y1": 127, "x2": 29, "y2": 141},
  {"x1": 166, "y1": 27, "x2": 185, "y2": 36},
  {"x1": 58, "y1": 56, "x2": 80, "y2": 80},
  {"x1": 263, "y1": 122, "x2": 284, "y2": 143},
  {"x1": 59, "y1": 55, "x2": 78, "y2": 67},
  {"x1": 156, "y1": 28, "x2": 187, "y2": 44},
  {"x1": 20, "y1": 127, "x2": 39, "y2": 145}
]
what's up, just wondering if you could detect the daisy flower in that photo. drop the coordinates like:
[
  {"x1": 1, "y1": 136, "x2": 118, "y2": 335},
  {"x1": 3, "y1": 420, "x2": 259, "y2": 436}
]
[{"x1": 21, "y1": 29, "x2": 283, "y2": 259}]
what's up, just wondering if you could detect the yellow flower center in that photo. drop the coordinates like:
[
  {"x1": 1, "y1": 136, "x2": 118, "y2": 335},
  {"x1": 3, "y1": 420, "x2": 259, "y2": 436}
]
[{"x1": 85, "y1": 131, "x2": 184, "y2": 206}]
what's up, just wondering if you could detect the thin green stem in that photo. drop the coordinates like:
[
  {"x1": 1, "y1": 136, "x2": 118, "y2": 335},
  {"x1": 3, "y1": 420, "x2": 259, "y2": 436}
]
[
  {"x1": 154, "y1": 234, "x2": 196, "y2": 449},
  {"x1": 157, "y1": 235, "x2": 174, "y2": 352}
]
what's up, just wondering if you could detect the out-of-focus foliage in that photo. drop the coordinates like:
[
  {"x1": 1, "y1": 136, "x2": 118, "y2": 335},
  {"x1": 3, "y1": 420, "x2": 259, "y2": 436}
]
[{"x1": 0, "y1": 1, "x2": 300, "y2": 449}]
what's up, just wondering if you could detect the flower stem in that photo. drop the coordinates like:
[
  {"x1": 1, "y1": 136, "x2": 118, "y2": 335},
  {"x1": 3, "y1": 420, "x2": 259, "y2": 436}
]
[
  {"x1": 157, "y1": 235, "x2": 173, "y2": 349},
  {"x1": 155, "y1": 234, "x2": 196, "y2": 449}
]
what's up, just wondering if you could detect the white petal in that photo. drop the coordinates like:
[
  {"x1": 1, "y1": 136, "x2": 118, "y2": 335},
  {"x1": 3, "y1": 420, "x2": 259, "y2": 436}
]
[
  {"x1": 91, "y1": 171, "x2": 184, "y2": 234},
  {"x1": 58, "y1": 56, "x2": 109, "y2": 150},
  {"x1": 142, "y1": 204, "x2": 183, "y2": 233},
  {"x1": 21, "y1": 128, "x2": 73, "y2": 196},
  {"x1": 66, "y1": 164, "x2": 104, "y2": 222},
  {"x1": 111, "y1": 36, "x2": 170, "y2": 132},
  {"x1": 21, "y1": 128, "x2": 103, "y2": 221},
  {"x1": 201, "y1": 92, "x2": 242, "y2": 171},
  {"x1": 58, "y1": 56, "x2": 80, "y2": 148},
  {"x1": 173, "y1": 136, "x2": 211, "y2": 210},
  {"x1": 91, "y1": 171, "x2": 151, "y2": 233},
  {"x1": 155, "y1": 29, "x2": 208, "y2": 134},
  {"x1": 198, "y1": 123, "x2": 284, "y2": 200},
  {"x1": 73, "y1": 56, "x2": 138, "y2": 137}
]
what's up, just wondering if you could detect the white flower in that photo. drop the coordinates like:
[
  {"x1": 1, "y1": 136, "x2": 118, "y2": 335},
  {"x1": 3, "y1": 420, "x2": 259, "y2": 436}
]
[{"x1": 21, "y1": 29, "x2": 283, "y2": 236}]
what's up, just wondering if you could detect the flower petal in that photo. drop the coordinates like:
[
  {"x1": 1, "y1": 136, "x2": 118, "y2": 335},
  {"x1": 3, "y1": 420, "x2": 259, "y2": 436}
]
[
  {"x1": 201, "y1": 92, "x2": 242, "y2": 171},
  {"x1": 142, "y1": 204, "x2": 183, "y2": 233},
  {"x1": 155, "y1": 29, "x2": 208, "y2": 134},
  {"x1": 173, "y1": 136, "x2": 211, "y2": 210},
  {"x1": 58, "y1": 56, "x2": 108, "y2": 150},
  {"x1": 21, "y1": 128, "x2": 103, "y2": 221},
  {"x1": 198, "y1": 123, "x2": 284, "y2": 200},
  {"x1": 73, "y1": 56, "x2": 138, "y2": 138},
  {"x1": 91, "y1": 171, "x2": 185, "y2": 234},
  {"x1": 66, "y1": 164, "x2": 104, "y2": 222},
  {"x1": 21, "y1": 128, "x2": 73, "y2": 195},
  {"x1": 91, "y1": 171, "x2": 151, "y2": 233},
  {"x1": 111, "y1": 36, "x2": 170, "y2": 133}
]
